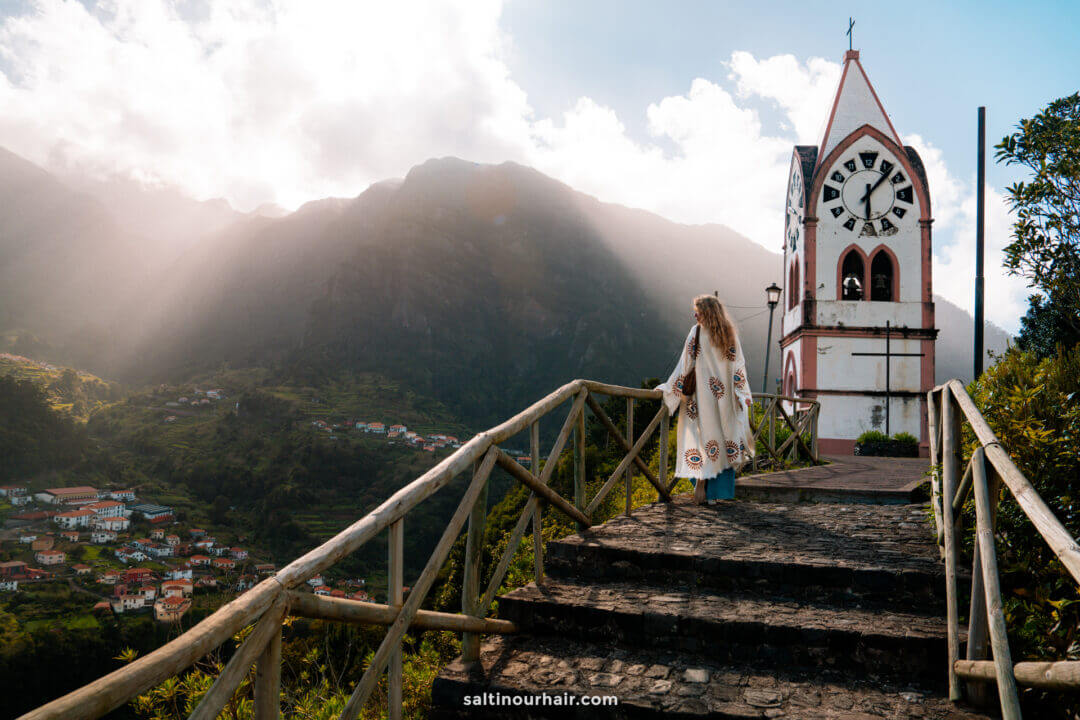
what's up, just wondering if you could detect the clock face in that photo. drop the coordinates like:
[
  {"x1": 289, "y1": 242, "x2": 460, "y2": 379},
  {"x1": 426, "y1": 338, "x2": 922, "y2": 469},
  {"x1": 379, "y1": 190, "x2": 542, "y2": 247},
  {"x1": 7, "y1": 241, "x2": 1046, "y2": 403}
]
[
  {"x1": 819, "y1": 149, "x2": 915, "y2": 235},
  {"x1": 785, "y1": 162, "x2": 803, "y2": 251}
]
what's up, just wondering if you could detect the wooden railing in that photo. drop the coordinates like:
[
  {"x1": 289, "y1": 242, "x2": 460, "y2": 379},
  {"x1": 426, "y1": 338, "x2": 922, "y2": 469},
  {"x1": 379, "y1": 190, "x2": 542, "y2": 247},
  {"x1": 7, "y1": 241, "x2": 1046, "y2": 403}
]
[
  {"x1": 746, "y1": 392, "x2": 820, "y2": 469},
  {"x1": 929, "y1": 379, "x2": 1080, "y2": 719},
  {"x1": 19, "y1": 380, "x2": 819, "y2": 720}
]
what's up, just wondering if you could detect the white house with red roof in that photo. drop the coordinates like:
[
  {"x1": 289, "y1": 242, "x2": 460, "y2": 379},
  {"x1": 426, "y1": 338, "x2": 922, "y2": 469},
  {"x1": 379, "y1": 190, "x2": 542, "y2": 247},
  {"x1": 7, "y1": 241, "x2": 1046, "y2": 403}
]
[
  {"x1": 54, "y1": 508, "x2": 96, "y2": 529},
  {"x1": 92, "y1": 529, "x2": 118, "y2": 544},
  {"x1": 35, "y1": 549, "x2": 65, "y2": 565},
  {"x1": 85, "y1": 500, "x2": 125, "y2": 518},
  {"x1": 189, "y1": 555, "x2": 211, "y2": 567},
  {"x1": 230, "y1": 548, "x2": 248, "y2": 560}
]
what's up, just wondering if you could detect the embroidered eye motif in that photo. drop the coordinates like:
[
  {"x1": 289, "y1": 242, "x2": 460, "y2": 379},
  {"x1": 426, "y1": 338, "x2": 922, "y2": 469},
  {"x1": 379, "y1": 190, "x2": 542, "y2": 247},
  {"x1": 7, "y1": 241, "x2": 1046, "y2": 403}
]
[
  {"x1": 684, "y1": 449, "x2": 703, "y2": 469},
  {"x1": 725, "y1": 346, "x2": 737, "y2": 361},
  {"x1": 674, "y1": 377, "x2": 684, "y2": 392},
  {"x1": 725, "y1": 441, "x2": 739, "y2": 460},
  {"x1": 739, "y1": 440, "x2": 748, "y2": 459},
  {"x1": 687, "y1": 399, "x2": 698, "y2": 420},
  {"x1": 688, "y1": 336, "x2": 701, "y2": 359},
  {"x1": 705, "y1": 440, "x2": 720, "y2": 461},
  {"x1": 709, "y1": 377, "x2": 725, "y2": 399},
  {"x1": 733, "y1": 368, "x2": 746, "y2": 389}
]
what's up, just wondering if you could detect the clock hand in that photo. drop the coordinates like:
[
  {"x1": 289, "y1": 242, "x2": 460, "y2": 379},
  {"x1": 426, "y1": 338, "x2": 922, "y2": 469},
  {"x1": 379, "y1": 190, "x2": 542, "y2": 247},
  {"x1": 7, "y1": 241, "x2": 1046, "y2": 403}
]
[
  {"x1": 864, "y1": 183, "x2": 872, "y2": 220},
  {"x1": 860, "y1": 168, "x2": 893, "y2": 204}
]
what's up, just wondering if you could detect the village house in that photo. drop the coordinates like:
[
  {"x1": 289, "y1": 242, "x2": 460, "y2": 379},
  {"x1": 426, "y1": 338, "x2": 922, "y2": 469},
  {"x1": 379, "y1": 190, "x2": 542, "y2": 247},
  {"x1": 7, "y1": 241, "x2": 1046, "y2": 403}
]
[
  {"x1": 132, "y1": 538, "x2": 154, "y2": 550},
  {"x1": 230, "y1": 548, "x2": 248, "y2": 560},
  {"x1": 94, "y1": 516, "x2": 130, "y2": 532},
  {"x1": 114, "y1": 594, "x2": 146, "y2": 613},
  {"x1": 35, "y1": 486, "x2": 99, "y2": 505},
  {"x1": 161, "y1": 579, "x2": 193, "y2": 598},
  {"x1": 19, "y1": 534, "x2": 37, "y2": 544},
  {"x1": 163, "y1": 567, "x2": 193, "y2": 581},
  {"x1": 193, "y1": 538, "x2": 215, "y2": 551},
  {"x1": 99, "y1": 570, "x2": 122, "y2": 585},
  {"x1": 196, "y1": 576, "x2": 217, "y2": 589},
  {"x1": 189, "y1": 528, "x2": 206, "y2": 538},
  {"x1": 35, "y1": 549, "x2": 65, "y2": 566},
  {"x1": 10, "y1": 494, "x2": 31, "y2": 506},
  {"x1": 151, "y1": 529, "x2": 166, "y2": 540},
  {"x1": 72, "y1": 564, "x2": 92, "y2": 576},
  {"x1": 211, "y1": 557, "x2": 236, "y2": 571},
  {"x1": 313, "y1": 585, "x2": 331, "y2": 596},
  {"x1": 92, "y1": 529, "x2": 118, "y2": 544},
  {"x1": 123, "y1": 567, "x2": 153, "y2": 584},
  {"x1": 84, "y1": 500, "x2": 125, "y2": 518},
  {"x1": 0, "y1": 580, "x2": 17, "y2": 591},
  {"x1": 60, "y1": 531, "x2": 80, "y2": 543},
  {"x1": 329, "y1": 589, "x2": 346, "y2": 599},
  {"x1": 0, "y1": 485, "x2": 27, "y2": 497},
  {"x1": 165, "y1": 534, "x2": 180, "y2": 546},
  {"x1": 367, "y1": 422, "x2": 386, "y2": 434},
  {"x1": 148, "y1": 544, "x2": 174, "y2": 558},
  {"x1": 254, "y1": 563, "x2": 276, "y2": 575},
  {"x1": 23, "y1": 568, "x2": 53, "y2": 581},
  {"x1": 139, "y1": 585, "x2": 157, "y2": 601},
  {"x1": 350, "y1": 590, "x2": 372, "y2": 602},
  {"x1": 116, "y1": 548, "x2": 148, "y2": 564},
  {"x1": 307, "y1": 575, "x2": 325, "y2": 588},
  {"x1": 31, "y1": 536, "x2": 55, "y2": 552},
  {"x1": 0, "y1": 561, "x2": 28, "y2": 578},
  {"x1": 354, "y1": 422, "x2": 368, "y2": 431},
  {"x1": 54, "y1": 508, "x2": 96, "y2": 529},
  {"x1": 209, "y1": 545, "x2": 228, "y2": 557},
  {"x1": 189, "y1": 555, "x2": 211, "y2": 567},
  {"x1": 154, "y1": 596, "x2": 191, "y2": 622},
  {"x1": 93, "y1": 601, "x2": 112, "y2": 614},
  {"x1": 234, "y1": 575, "x2": 256, "y2": 592},
  {"x1": 107, "y1": 489, "x2": 136, "y2": 502}
]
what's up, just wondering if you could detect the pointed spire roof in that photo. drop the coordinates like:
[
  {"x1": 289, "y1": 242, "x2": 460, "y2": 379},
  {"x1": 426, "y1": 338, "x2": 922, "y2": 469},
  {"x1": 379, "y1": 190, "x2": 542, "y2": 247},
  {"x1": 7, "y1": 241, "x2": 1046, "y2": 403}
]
[{"x1": 817, "y1": 50, "x2": 902, "y2": 166}]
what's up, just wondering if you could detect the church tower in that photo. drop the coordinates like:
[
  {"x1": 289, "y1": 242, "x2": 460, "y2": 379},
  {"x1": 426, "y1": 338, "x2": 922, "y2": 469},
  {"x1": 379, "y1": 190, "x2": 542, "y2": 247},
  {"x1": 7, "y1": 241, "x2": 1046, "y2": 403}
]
[{"x1": 780, "y1": 50, "x2": 936, "y2": 455}]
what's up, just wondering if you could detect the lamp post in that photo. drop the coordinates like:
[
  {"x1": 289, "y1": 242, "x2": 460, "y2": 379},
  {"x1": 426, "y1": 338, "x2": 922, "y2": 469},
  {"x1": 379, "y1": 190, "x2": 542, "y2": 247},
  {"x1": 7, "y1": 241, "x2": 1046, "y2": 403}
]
[{"x1": 762, "y1": 283, "x2": 782, "y2": 394}]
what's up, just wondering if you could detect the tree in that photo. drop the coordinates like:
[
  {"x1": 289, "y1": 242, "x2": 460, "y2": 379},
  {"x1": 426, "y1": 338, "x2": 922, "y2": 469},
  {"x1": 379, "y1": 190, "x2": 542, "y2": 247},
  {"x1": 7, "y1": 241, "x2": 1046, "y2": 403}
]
[
  {"x1": 995, "y1": 93, "x2": 1080, "y2": 349},
  {"x1": 1017, "y1": 291, "x2": 1080, "y2": 358}
]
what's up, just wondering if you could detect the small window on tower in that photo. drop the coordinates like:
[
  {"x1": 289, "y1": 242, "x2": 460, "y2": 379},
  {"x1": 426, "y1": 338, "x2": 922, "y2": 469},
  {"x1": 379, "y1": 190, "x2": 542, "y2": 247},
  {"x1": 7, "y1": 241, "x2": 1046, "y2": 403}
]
[
  {"x1": 840, "y1": 251, "x2": 864, "y2": 300},
  {"x1": 870, "y1": 251, "x2": 895, "y2": 301}
]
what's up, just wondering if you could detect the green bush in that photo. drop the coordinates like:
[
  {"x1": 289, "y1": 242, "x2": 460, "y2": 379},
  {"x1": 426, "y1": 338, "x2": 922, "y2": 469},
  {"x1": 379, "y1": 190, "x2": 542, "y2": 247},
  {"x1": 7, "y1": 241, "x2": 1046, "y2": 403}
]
[
  {"x1": 856, "y1": 430, "x2": 889, "y2": 444},
  {"x1": 890, "y1": 432, "x2": 918, "y2": 446},
  {"x1": 962, "y1": 345, "x2": 1080, "y2": 714}
]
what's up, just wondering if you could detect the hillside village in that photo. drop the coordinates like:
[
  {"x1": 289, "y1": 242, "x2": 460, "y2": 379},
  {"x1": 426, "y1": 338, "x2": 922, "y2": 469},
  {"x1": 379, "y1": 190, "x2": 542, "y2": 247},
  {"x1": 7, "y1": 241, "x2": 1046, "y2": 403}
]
[{"x1": 0, "y1": 484, "x2": 374, "y2": 625}]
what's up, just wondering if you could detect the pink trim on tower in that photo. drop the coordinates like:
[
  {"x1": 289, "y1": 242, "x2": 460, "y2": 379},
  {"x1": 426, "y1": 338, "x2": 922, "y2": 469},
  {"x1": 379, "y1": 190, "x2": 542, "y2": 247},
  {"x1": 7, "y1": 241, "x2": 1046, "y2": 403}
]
[
  {"x1": 867, "y1": 243, "x2": 900, "y2": 302},
  {"x1": 817, "y1": 51, "x2": 903, "y2": 170},
  {"x1": 804, "y1": 218, "x2": 817, "y2": 311},
  {"x1": 809, "y1": 125, "x2": 932, "y2": 223},
  {"x1": 783, "y1": 351, "x2": 798, "y2": 396},
  {"x1": 836, "y1": 243, "x2": 869, "y2": 301}
]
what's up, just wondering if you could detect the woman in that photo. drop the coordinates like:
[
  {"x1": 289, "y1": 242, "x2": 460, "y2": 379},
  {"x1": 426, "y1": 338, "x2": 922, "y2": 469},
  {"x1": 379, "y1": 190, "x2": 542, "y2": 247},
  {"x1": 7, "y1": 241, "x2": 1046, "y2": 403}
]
[{"x1": 658, "y1": 295, "x2": 755, "y2": 505}]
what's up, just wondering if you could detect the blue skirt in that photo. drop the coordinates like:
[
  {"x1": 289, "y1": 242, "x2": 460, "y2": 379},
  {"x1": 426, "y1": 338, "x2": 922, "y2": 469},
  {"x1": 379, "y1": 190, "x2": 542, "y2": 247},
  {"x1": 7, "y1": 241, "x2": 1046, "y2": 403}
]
[{"x1": 696, "y1": 467, "x2": 735, "y2": 501}]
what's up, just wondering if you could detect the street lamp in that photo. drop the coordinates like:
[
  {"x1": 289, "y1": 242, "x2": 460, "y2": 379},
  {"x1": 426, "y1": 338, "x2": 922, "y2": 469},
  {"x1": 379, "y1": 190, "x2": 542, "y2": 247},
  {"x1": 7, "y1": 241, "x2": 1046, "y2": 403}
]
[{"x1": 762, "y1": 282, "x2": 782, "y2": 394}]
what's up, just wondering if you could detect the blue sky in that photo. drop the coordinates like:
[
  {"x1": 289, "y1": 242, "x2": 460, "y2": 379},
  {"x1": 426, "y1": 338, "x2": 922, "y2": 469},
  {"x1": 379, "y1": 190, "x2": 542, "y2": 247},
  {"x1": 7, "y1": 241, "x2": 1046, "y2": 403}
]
[{"x1": 1, "y1": 0, "x2": 1074, "y2": 333}]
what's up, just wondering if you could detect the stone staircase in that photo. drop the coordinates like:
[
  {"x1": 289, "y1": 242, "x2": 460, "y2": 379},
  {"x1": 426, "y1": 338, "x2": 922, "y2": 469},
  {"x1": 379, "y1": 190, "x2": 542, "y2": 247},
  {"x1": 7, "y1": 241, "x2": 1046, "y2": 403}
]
[{"x1": 432, "y1": 489, "x2": 990, "y2": 719}]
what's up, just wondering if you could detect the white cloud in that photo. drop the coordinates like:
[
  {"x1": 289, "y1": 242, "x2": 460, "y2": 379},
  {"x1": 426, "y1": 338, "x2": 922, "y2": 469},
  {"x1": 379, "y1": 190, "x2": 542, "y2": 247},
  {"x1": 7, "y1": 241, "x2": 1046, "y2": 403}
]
[{"x1": 0, "y1": 0, "x2": 1024, "y2": 332}]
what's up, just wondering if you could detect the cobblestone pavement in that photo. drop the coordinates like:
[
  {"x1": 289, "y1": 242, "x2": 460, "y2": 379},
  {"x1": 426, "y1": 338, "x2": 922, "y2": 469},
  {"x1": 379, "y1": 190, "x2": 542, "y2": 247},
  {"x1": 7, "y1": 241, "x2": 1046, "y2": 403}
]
[
  {"x1": 554, "y1": 496, "x2": 940, "y2": 576},
  {"x1": 436, "y1": 634, "x2": 989, "y2": 719}
]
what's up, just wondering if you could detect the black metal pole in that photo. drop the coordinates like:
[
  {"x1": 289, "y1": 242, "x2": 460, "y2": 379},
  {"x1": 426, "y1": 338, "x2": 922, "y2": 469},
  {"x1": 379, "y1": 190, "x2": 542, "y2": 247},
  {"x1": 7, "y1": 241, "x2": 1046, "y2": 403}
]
[
  {"x1": 762, "y1": 304, "x2": 776, "y2": 395},
  {"x1": 974, "y1": 106, "x2": 986, "y2": 379}
]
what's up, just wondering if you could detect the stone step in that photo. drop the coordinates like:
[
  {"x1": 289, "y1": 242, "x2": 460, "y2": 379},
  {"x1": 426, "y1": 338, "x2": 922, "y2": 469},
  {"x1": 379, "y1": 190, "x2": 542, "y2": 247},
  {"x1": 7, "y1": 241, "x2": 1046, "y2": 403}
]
[
  {"x1": 734, "y1": 480, "x2": 926, "y2": 505},
  {"x1": 734, "y1": 456, "x2": 930, "y2": 505},
  {"x1": 431, "y1": 634, "x2": 991, "y2": 720},
  {"x1": 546, "y1": 497, "x2": 952, "y2": 612},
  {"x1": 498, "y1": 579, "x2": 951, "y2": 685}
]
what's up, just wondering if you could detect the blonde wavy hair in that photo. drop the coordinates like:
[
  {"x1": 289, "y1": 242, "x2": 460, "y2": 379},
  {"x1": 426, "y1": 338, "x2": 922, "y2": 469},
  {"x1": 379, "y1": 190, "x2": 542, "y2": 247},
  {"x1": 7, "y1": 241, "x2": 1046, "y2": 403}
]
[{"x1": 693, "y1": 295, "x2": 737, "y2": 352}]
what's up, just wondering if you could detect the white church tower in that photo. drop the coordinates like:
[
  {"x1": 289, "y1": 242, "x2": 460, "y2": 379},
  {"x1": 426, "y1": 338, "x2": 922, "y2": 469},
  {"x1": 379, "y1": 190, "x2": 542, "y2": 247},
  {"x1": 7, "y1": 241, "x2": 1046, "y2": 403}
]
[{"x1": 780, "y1": 49, "x2": 936, "y2": 456}]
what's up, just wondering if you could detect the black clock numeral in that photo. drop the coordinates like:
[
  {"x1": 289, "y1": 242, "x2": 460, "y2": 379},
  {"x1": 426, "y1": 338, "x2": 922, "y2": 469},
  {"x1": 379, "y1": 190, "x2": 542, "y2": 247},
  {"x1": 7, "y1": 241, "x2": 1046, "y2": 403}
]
[
  {"x1": 859, "y1": 152, "x2": 878, "y2": 169},
  {"x1": 896, "y1": 186, "x2": 914, "y2": 204},
  {"x1": 843, "y1": 159, "x2": 857, "y2": 173},
  {"x1": 880, "y1": 217, "x2": 895, "y2": 232},
  {"x1": 879, "y1": 160, "x2": 894, "y2": 175},
  {"x1": 830, "y1": 206, "x2": 845, "y2": 218},
  {"x1": 892, "y1": 207, "x2": 907, "y2": 218},
  {"x1": 823, "y1": 185, "x2": 840, "y2": 202},
  {"x1": 843, "y1": 217, "x2": 857, "y2": 231},
  {"x1": 891, "y1": 171, "x2": 906, "y2": 185},
  {"x1": 830, "y1": 171, "x2": 844, "y2": 183}
]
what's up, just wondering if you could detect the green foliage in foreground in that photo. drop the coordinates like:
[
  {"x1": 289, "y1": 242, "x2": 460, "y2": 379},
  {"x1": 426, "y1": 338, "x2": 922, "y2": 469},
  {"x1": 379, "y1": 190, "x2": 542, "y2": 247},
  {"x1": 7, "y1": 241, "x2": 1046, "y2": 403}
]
[
  {"x1": 855, "y1": 430, "x2": 917, "y2": 447},
  {"x1": 959, "y1": 345, "x2": 1080, "y2": 714}
]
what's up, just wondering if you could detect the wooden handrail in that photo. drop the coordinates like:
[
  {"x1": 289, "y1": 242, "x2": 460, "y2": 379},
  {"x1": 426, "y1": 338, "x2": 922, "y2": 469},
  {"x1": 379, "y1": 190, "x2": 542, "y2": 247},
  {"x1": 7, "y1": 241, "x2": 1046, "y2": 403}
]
[
  {"x1": 20, "y1": 380, "x2": 820, "y2": 720},
  {"x1": 929, "y1": 379, "x2": 1080, "y2": 717}
]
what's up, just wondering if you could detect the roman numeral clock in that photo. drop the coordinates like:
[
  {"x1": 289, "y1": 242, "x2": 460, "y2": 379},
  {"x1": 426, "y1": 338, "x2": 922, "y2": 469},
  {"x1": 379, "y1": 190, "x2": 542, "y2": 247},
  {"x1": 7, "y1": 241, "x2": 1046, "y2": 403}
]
[{"x1": 779, "y1": 49, "x2": 937, "y2": 459}]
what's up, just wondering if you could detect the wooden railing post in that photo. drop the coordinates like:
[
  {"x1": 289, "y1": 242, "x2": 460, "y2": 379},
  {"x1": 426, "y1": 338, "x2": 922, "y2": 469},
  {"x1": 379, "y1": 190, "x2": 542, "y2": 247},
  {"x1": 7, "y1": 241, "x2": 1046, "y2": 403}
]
[
  {"x1": 941, "y1": 387, "x2": 962, "y2": 701},
  {"x1": 659, "y1": 407, "x2": 669, "y2": 493},
  {"x1": 388, "y1": 519, "x2": 404, "y2": 720},
  {"x1": 530, "y1": 421, "x2": 542, "y2": 584},
  {"x1": 574, "y1": 398, "x2": 586, "y2": 530},
  {"x1": 971, "y1": 448, "x2": 1022, "y2": 719},
  {"x1": 625, "y1": 398, "x2": 634, "y2": 516},
  {"x1": 462, "y1": 460, "x2": 489, "y2": 664},
  {"x1": 253, "y1": 604, "x2": 284, "y2": 720},
  {"x1": 768, "y1": 400, "x2": 776, "y2": 464}
]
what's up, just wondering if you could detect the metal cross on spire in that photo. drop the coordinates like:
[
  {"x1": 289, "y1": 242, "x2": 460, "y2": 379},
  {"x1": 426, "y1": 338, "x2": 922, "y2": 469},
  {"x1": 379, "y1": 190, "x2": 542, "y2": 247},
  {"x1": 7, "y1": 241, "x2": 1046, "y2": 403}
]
[{"x1": 847, "y1": 17, "x2": 855, "y2": 51}]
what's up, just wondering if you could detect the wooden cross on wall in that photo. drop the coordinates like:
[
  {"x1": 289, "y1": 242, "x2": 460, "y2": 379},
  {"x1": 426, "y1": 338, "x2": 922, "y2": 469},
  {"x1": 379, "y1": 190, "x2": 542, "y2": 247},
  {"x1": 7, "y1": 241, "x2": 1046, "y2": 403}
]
[{"x1": 851, "y1": 321, "x2": 924, "y2": 435}]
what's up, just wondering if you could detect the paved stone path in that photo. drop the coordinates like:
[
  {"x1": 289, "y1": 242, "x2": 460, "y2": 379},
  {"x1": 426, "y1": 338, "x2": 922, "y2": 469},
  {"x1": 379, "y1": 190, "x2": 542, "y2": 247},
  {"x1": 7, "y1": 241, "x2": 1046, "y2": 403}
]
[
  {"x1": 737, "y1": 455, "x2": 929, "y2": 504},
  {"x1": 433, "y1": 461, "x2": 987, "y2": 719}
]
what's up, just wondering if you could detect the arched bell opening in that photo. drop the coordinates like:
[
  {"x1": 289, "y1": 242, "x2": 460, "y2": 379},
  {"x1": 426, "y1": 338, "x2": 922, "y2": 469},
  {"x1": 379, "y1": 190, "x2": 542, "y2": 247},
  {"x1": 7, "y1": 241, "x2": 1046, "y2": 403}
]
[
  {"x1": 869, "y1": 248, "x2": 897, "y2": 302},
  {"x1": 839, "y1": 248, "x2": 866, "y2": 301}
]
